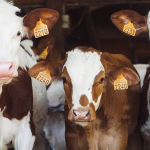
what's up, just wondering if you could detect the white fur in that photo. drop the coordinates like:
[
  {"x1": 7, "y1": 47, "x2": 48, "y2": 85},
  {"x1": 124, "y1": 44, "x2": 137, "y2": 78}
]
[
  {"x1": 147, "y1": 11, "x2": 150, "y2": 39},
  {"x1": 133, "y1": 64, "x2": 148, "y2": 87},
  {"x1": 64, "y1": 48, "x2": 104, "y2": 111},
  {"x1": 0, "y1": 108, "x2": 35, "y2": 150},
  {"x1": 0, "y1": 1, "x2": 47, "y2": 149},
  {"x1": 47, "y1": 79, "x2": 65, "y2": 111}
]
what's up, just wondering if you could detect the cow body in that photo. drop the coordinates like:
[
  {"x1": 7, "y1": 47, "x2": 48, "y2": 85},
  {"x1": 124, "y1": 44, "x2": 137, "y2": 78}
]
[
  {"x1": 29, "y1": 46, "x2": 143, "y2": 150},
  {"x1": 0, "y1": 40, "x2": 47, "y2": 150},
  {"x1": 0, "y1": 0, "x2": 58, "y2": 149}
]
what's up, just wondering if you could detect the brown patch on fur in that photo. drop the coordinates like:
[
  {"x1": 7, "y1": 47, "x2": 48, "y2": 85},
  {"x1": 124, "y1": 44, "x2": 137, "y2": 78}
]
[
  {"x1": 23, "y1": 8, "x2": 59, "y2": 38},
  {"x1": 62, "y1": 66, "x2": 73, "y2": 109},
  {"x1": 111, "y1": 10, "x2": 148, "y2": 36},
  {"x1": 89, "y1": 102, "x2": 95, "y2": 111},
  {"x1": 79, "y1": 95, "x2": 89, "y2": 107},
  {"x1": 0, "y1": 67, "x2": 35, "y2": 135},
  {"x1": 92, "y1": 71, "x2": 105, "y2": 103}
]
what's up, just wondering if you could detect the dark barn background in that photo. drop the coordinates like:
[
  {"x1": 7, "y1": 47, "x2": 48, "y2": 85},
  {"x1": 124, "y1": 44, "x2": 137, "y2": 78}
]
[{"x1": 13, "y1": 0, "x2": 150, "y2": 64}]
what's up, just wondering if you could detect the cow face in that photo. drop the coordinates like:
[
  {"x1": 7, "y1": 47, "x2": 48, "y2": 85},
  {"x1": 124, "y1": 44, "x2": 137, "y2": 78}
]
[
  {"x1": 28, "y1": 47, "x2": 140, "y2": 125},
  {"x1": 111, "y1": 10, "x2": 148, "y2": 36},
  {"x1": 0, "y1": 0, "x2": 59, "y2": 84}
]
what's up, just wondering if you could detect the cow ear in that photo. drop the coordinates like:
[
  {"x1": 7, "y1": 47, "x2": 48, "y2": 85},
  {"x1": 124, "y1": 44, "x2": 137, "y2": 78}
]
[
  {"x1": 32, "y1": 36, "x2": 55, "y2": 56},
  {"x1": 111, "y1": 10, "x2": 148, "y2": 36},
  {"x1": 28, "y1": 60, "x2": 61, "y2": 83},
  {"x1": 101, "y1": 52, "x2": 140, "y2": 86},
  {"x1": 23, "y1": 8, "x2": 59, "y2": 38},
  {"x1": 108, "y1": 67, "x2": 140, "y2": 86}
]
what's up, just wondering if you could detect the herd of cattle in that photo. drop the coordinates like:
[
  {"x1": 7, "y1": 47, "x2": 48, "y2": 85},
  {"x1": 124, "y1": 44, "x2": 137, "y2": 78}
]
[{"x1": 1, "y1": 0, "x2": 150, "y2": 150}]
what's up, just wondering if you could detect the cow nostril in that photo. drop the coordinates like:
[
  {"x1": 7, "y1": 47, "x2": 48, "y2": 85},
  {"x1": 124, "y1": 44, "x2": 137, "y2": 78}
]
[
  {"x1": 85, "y1": 110, "x2": 91, "y2": 118},
  {"x1": 9, "y1": 64, "x2": 13, "y2": 70},
  {"x1": 73, "y1": 110, "x2": 77, "y2": 116}
]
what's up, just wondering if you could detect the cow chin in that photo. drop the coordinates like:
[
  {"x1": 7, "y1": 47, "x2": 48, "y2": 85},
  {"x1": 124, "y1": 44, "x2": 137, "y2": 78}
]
[
  {"x1": 0, "y1": 72, "x2": 18, "y2": 85},
  {"x1": 0, "y1": 78, "x2": 12, "y2": 85},
  {"x1": 75, "y1": 122, "x2": 91, "y2": 127}
]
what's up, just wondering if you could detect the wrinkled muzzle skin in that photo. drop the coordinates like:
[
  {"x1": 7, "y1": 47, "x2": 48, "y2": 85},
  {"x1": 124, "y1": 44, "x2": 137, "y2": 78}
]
[{"x1": 0, "y1": 3, "x2": 26, "y2": 84}]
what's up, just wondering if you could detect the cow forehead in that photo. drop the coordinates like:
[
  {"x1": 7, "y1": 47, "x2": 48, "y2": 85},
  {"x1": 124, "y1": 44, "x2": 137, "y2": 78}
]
[
  {"x1": 0, "y1": 1, "x2": 20, "y2": 14},
  {"x1": 63, "y1": 48, "x2": 104, "y2": 108},
  {"x1": 64, "y1": 48, "x2": 103, "y2": 83},
  {"x1": 0, "y1": 1, "x2": 21, "y2": 30}
]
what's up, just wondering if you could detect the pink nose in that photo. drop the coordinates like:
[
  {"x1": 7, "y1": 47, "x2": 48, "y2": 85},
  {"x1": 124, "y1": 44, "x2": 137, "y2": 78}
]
[
  {"x1": 72, "y1": 109, "x2": 91, "y2": 122},
  {"x1": 0, "y1": 62, "x2": 14, "y2": 79}
]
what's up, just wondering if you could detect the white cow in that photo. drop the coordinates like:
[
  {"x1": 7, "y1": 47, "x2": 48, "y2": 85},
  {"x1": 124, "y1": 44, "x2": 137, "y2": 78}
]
[
  {"x1": 43, "y1": 79, "x2": 66, "y2": 150},
  {"x1": 0, "y1": 0, "x2": 59, "y2": 150}
]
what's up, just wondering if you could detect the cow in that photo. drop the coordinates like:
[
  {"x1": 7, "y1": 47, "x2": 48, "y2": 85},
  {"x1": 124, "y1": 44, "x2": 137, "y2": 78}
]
[
  {"x1": 111, "y1": 10, "x2": 150, "y2": 150},
  {"x1": 28, "y1": 46, "x2": 143, "y2": 150},
  {"x1": 0, "y1": 0, "x2": 59, "y2": 150}
]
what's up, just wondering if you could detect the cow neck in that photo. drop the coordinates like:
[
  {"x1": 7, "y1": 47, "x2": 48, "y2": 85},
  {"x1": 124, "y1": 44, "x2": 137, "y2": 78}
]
[{"x1": 0, "y1": 67, "x2": 33, "y2": 121}]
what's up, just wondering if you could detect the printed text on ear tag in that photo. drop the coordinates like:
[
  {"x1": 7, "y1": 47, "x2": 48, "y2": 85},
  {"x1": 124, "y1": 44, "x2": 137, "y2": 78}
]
[
  {"x1": 36, "y1": 68, "x2": 51, "y2": 85},
  {"x1": 114, "y1": 74, "x2": 128, "y2": 90},
  {"x1": 39, "y1": 47, "x2": 48, "y2": 59},
  {"x1": 123, "y1": 21, "x2": 136, "y2": 36},
  {"x1": 34, "y1": 18, "x2": 49, "y2": 38}
]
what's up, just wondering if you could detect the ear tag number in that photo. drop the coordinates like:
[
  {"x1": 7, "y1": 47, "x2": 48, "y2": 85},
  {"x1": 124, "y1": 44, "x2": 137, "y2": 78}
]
[
  {"x1": 123, "y1": 21, "x2": 136, "y2": 36},
  {"x1": 36, "y1": 68, "x2": 51, "y2": 85},
  {"x1": 39, "y1": 46, "x2": 48, "y2": 59},
  {"x1": 34, "y1": 18, "x2": 49, "y2": 38},
  {"x1": 114, "y1": 74, "x2": 128, "y2": 90}
]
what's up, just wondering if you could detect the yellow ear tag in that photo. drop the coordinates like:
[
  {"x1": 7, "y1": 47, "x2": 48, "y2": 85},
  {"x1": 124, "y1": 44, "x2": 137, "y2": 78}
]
[
  {"x1": 36, "y1": 68, "x2": 51, "y2": 85},
  {"x1": 34, "y1": 18, "x2": 49, "y2": 38},
  {"x1": 123, "y1": 21, "x2": 136, "y2": 36},
  {"x1": 114, "y1": 74, "x2": 128, "y2": 90},
  {"x1": 39, "y1": 46, "x2": 48, "y2": 59}
]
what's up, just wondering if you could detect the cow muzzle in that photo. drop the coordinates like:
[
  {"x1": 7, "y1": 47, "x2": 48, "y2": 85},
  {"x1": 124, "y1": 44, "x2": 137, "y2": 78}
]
[
  {"x1": 71, "y1": 108, "x2": 91, "y2": 122},
  {"x1": 0, "y1": 62, "x2": 15, "y2": 80}
]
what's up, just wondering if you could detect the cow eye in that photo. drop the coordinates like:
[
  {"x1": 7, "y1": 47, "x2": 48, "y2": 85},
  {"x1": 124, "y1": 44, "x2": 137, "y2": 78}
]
[
  {"x1": 63, "y1": 77, "x2": 67, "y2": 84},
  {"x1": 100, "y1": 78, "x2": 104, "y2": 84},
  {"x1": 17, "y1": 31, "x2": 21, "y2": 36}
]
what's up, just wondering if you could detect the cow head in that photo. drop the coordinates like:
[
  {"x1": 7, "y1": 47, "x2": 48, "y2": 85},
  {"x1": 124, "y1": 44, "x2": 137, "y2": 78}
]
[
  {"x1": 0, "y1": 0, "x2": 59, "y2": 84},
  {"x1": 28, "y1": 46, "x2": 140, "y2": 125},
  {"x1": 111, "y1": 10, "x2": 148, "y2": 36}
]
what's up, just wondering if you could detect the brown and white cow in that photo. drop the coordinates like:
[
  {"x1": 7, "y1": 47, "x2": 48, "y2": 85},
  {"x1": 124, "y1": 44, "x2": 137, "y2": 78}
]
[
  {"x1": 0, "y1": 0, "x2": 59, "y2": 150},
  {"x1": 29, "y1": 46, "x2": 143, "y2": 150},
  {"x1": 111, "y1": 10, "x2": 150, "y2": 150}
]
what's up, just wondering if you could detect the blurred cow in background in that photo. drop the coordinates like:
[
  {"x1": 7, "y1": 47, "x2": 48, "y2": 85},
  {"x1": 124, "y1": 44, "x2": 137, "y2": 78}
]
[
  {"x1": 111, "y1": 10, "x2": 150, "y2": 150},
  {"x1": 35, "y1": 37, "x2": 66, "y2": 150}
]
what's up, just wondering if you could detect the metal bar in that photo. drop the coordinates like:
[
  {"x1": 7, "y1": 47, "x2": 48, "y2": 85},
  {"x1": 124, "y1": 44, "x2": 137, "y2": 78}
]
[
  {"x1": 65, "y1": 1, "x2": 150, "y2": 7},
  {"x1": 14, "y1": 4, "x2": 44, "y2": 7}
]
